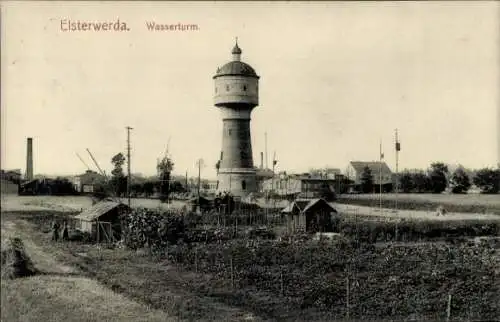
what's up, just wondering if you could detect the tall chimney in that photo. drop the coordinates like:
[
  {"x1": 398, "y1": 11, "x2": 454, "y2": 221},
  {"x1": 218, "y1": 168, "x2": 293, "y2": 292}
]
[
  {"x1": 260, "y1": 152, "x2": 264, "y2": 169},
  {"x1": 26, "y1": 137, "x2": 33, "y2": 181}
]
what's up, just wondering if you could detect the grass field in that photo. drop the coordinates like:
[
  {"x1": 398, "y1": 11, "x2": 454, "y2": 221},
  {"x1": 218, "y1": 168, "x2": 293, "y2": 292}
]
[
  {"x1": 338, "y1": 193, "x2": 500, "y2": 215},
  {"x1": 0, "y1": 194, "x2": 187, "y2": 212}
]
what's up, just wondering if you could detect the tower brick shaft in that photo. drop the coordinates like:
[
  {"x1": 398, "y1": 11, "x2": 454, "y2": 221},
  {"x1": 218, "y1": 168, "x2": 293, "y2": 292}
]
[
  {"x1": 214, "y1": 41, "x2": 260, "y2": 197},
  {"x1": 26, "y1": 137, "x2": 33, "y2": 181}
]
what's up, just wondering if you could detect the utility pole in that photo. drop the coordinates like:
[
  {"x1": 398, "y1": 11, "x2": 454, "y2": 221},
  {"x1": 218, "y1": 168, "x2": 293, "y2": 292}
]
[
  {"x1": 265, "y1": 132, "x2": 268, "y2": 169},
  {"x1": 395, "y1": 129, "x2": 400, "y2": 213},
  {"x1": 379, "y1": 140, "x2": 383, "y2": 213},
  {"x1": 196, "y1": 158, "x2": 204, "y2": 202},
  {"x1": 126, "y1": 126, "x2": 133, "y2": 208}
]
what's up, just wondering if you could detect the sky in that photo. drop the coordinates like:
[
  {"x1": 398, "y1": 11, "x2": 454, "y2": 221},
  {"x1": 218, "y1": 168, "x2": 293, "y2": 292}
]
[{"x1": 1, "y1": 1, "x2": 499, "y2": 180}]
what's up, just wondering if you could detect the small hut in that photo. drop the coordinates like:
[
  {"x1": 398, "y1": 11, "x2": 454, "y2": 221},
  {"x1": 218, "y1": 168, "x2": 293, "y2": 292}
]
[
  {"x1": 73, "y1": 201, "x2": 131, "y2": 242},
  {"x1": 189, "y1": 196, "x2": 213, "y2": 213},
  {"x1": 281, "y1": 198, "x2": 338, "y2": 234}
]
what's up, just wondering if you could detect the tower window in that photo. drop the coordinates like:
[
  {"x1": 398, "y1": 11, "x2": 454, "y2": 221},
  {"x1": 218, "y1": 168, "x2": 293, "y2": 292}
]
[
  {"x1": 242, "y1": 180, "x2": 246, "y2": 190},
  {"x1": 226, "y1": 85, "x2": 230, "y2": 91},
  {"x1": 228, "y1": 129, "x2": 232, "y2": 136},
  {"x1": 215, "y1": 87, "x2": 218, "y2": 93},
  {"x1": 243, "y1": 85, "x2": 247, "y2": 91}
]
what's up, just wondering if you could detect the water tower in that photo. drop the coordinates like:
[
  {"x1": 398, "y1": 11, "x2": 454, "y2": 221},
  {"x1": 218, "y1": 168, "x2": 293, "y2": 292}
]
[{"x1": 213, "y1": 40, "x2": 260, "y2": 197}]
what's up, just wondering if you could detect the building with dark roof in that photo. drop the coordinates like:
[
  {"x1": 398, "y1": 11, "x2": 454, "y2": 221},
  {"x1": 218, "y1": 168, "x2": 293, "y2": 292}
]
[
  {"x1": 347, "y1": 161, "x2": 394, "y2": 192},
  {"x1": 261, "y1": 173, "x2": 345, "y2": 200},
  {"x1": 70, "y1": 170, "x2": 106, "y2": 193}
]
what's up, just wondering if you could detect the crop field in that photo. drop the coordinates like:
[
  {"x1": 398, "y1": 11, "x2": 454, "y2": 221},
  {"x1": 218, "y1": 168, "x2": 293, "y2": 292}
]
[
  {"x1": 1, "y1": 195, "x2": 499, "y2": 321},
  {"x1": 338, "y1": 193, "x2": 500, "y2": 215}
]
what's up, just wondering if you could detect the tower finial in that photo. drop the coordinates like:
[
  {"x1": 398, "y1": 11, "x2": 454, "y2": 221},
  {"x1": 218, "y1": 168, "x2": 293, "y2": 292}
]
[{"x1": 231, "y1": 38, "x2": 242, "y2": 60}]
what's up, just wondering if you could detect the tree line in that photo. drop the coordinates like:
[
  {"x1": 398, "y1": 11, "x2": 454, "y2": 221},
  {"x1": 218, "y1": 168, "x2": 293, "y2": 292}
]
[
  {"x1": 359, "y1": 162, "x2": 499, "y2": 194},
  {"x1": 102, "y1": 152, "x2": 186, "y2": 200}
]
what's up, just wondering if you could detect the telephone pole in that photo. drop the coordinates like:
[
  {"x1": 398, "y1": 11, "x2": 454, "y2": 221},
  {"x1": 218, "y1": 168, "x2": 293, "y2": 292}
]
[
  {"x1": 379, "y1": 140, "x2": 383, "y2": 213},
  {"x1": 265, "y1": 132, "x2": 268, "y2": 169},
  {"x1": 126, "y1": 126, "x2": 133, "y2": 208},
  {"x1": 395, "y1": 129, "x2": 400, "y2": 212},
  {"x1": 196, "y1": 158, "x2": 204, "y2": 202}
]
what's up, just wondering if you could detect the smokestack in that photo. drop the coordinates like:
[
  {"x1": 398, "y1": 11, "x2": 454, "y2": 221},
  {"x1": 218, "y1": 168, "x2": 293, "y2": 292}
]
[
  {"x1": 260, "y1": 152, "x2": 264, "y2": 169},
  {"x1": 26, "y1": 137, "x2": 33, "y2": 181}
]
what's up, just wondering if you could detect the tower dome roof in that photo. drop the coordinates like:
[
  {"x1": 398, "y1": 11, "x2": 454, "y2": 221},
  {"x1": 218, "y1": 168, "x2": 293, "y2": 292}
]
[
  {"x1": 214, "y1": 61, "x2": 258, "y2": 78},
  {"x1": 214, "y1": 40, "x2": 259, "y2": 79}
]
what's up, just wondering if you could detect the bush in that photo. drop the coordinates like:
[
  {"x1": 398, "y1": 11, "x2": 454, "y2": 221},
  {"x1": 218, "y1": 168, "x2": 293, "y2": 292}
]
[
  {"x1": 120, "y1": 208, "x2": 186, "y2": 250},
  {"x1": 473, "y1": 168, "x2": 500, "y2": 194},
  {"x1": 450, "y1": 168, "x2": 471, "y2": 194}
]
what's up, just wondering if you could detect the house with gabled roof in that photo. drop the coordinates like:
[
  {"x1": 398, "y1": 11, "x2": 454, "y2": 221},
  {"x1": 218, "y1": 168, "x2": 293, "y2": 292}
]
[
  {"x1": 281, "y1": 198, "x2": 338, "y2": 234},
  {"x1": 347, "y1": 161, "x2": 395, "y2": 192}
]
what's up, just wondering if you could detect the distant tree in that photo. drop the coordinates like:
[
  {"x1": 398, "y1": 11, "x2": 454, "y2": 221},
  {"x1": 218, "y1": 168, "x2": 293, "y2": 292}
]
[
  {"x1": 399, "y1": 172, "x2": 414, "y2": 193},
  {"x1": 92, "y1": 184, "x2": 108, "y2": 201},
  {"x1": 473, "y1": 168, "x2": 500, "y2": 194},
  {"x1": 428, "y1": 162, "x2": 448, "y2": 193},
  {"x1": 157, "y1": 157, "x2": 174, "y2": 203},
  {"x1": 142, "y1": 181, "x2": 156, "y2": 197},
  {"x1": 111, "y1": 153, "x2": 126, "y2": 177},
  {"x1": 170, "y1": 180, "x2": 186, "y2": 193},
  {"x1": 450, "y1": 167, "x2": 471, "y2": 194},
  {"x1": 411, "y1": 172, "x2": 430, "y2": 193},
  {"x1": 360, "y1": 166, "x2": 374, "y2": 193},
  {"x1": 49, "y1": 177, "x2": 78, "y2": 195},
  {"x1": 130, "y1": 183, "x2": 144, "y2": 197},
  {"x1": 110, "y1": 153, "x2": 127, "y2": 197}
]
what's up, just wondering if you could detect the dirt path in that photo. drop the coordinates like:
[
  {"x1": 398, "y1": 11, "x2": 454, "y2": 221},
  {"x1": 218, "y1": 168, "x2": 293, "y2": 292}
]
[
  {"x1": 1, "y1": 220, "x2": 75, "y2": 275},
  {"x1": 1, "y1": 217, "x2": 265, "y2": 322},
  {"x1": 1, "y1": 219, "x2": 179, "y2": 322}
]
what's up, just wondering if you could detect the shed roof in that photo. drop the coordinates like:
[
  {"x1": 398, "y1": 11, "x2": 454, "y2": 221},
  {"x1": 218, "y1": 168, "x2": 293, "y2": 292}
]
[
  {"x1": 188, "y1": 196, "x2": 212, "y2": 204},
  {"x1": 282, "y1": 198, "x2": 337, "y2": 214},
  {"x1": 74, "y1": 201, "x2": 129, "y2": 222}
]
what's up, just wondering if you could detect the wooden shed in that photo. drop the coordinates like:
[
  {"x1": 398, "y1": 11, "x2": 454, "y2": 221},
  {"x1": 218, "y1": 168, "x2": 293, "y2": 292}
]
[
  {"x1": 74, "y1": 201, "x2": 130, "y2": 242},
  {"x1": 281, "y1": 198, "x2": 337, "y2": 234},
  {"x1": 188, "y1": 196, "x2": 213, "y2": 213}
]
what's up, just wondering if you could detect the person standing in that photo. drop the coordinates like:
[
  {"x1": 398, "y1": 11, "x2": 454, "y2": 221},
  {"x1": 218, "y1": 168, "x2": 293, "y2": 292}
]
[
  {"x1": 62, "y1": 221, "x2": 69, "y2": 241},
  {"x1": 52, "y1": 221, "x2": 60, "y2": 241}
]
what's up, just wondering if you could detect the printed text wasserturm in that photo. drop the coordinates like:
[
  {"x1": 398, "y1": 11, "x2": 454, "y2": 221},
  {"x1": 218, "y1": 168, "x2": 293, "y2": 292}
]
[{"x1": 145, "y1": 22, "x2": 199, "y2": 31}]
